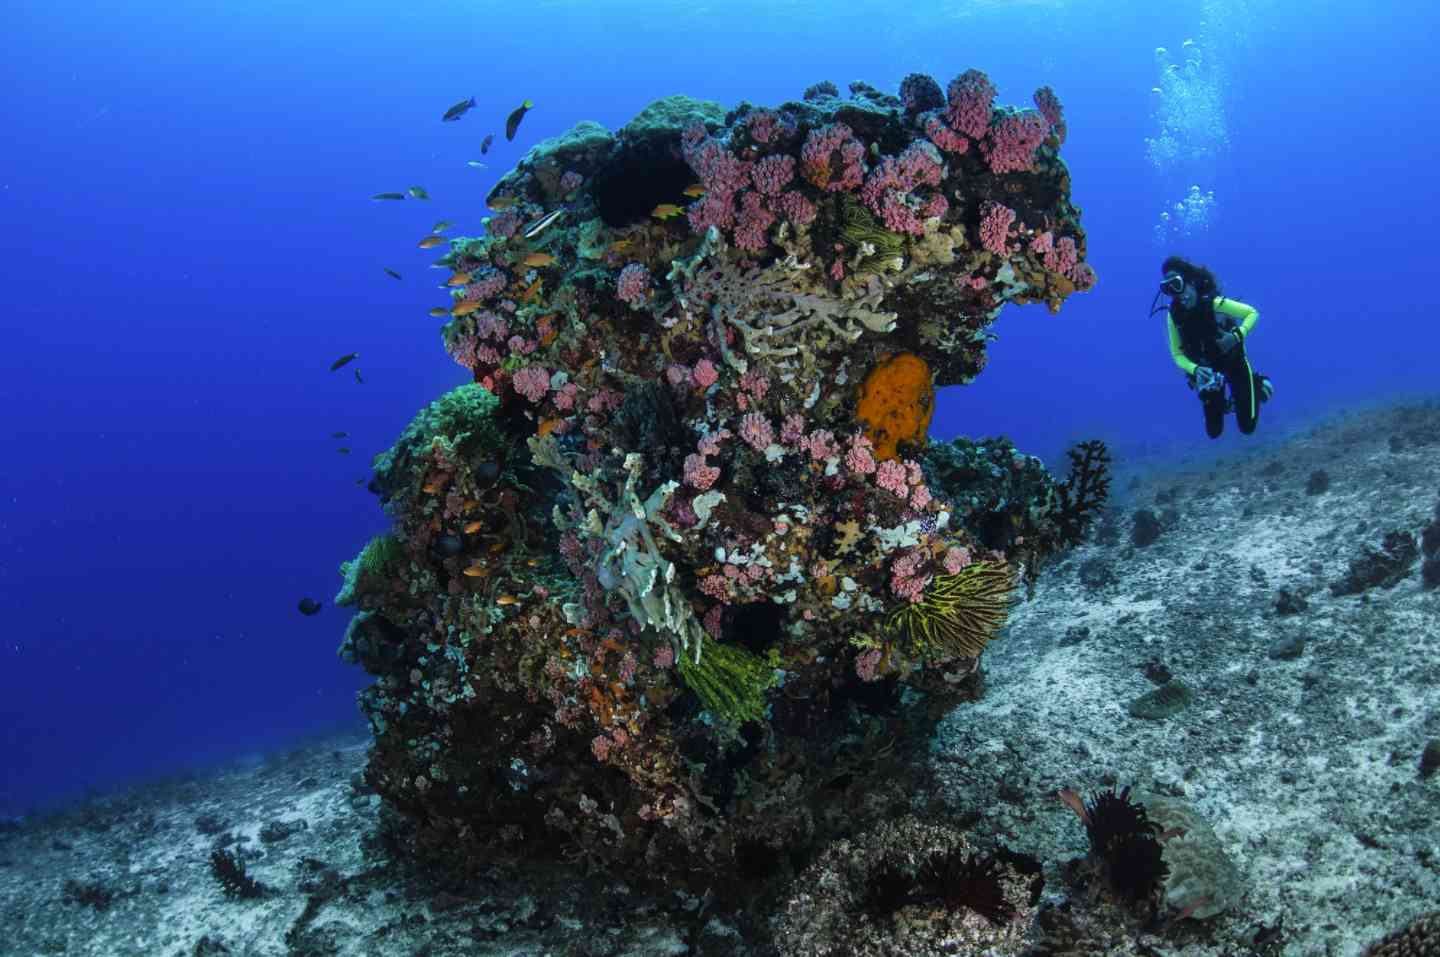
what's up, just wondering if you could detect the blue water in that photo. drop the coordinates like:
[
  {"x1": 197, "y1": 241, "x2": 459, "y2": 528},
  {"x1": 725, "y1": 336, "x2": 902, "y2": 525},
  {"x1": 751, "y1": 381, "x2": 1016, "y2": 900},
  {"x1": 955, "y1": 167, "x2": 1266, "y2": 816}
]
[{"x1": 1, "y1": 0, "x2": 1434, "y2": 815}]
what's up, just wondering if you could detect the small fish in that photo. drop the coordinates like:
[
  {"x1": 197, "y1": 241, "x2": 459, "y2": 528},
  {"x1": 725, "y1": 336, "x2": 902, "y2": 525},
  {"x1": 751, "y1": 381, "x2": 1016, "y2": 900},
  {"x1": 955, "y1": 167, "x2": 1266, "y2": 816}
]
[
  {"x1": 682, "y1": 183, "x2": 706, "y2": 198},
  {"x1": 428, "y1": 307, "x2": 450, "y2": 318},
  {"x1": 331, "y1": 431, "x2": 349, "y2": 439},
  {"x1": 337, "y1": 446, "x2": 352, "y2": 454},
  {"x1": 371, "y1": 192, "x2": 406, "y2": 201},
  {"x1": 354, "y1": 369, "x2": 364, "y2": 384},
  {"x1": 451, "y1": 300, "x2": 482, "y2": 317},
  {"x1": 522, "y1": 208, "x2": 564, "y2": 239},
  {"x1": 443, "y1": 97, "x2": 476, "y2": 122},
  {"x1": 446, "y1": 272, "x2": 472, "y2": 286},
  {"x1": 522, "y1": 252, "x2": 555, "y2": 267},
  {"x1": 466, "y1": 160, "x2": 487, "y2": 169},
  {"x1": 462, "y1": 565, "x2": 489, "y2": 578},
  {"x1": 495, "y1": 594, "x2": 519, "y2": 606},
  {"x1": 463, "y1": 520, "x2": 483, "y2": 534},
  {"x1": 408, "y1": 186, "x2": 430, "y2": 200},
  {"x1": 431, "y1": 220, "x2": 455, "y2": 234},
  {"x1": 487, "y1": 194, "x2": 518, "y2": 210},
  {"x1": 330, "y1": 352, "x2": 359, "y2": 371},
  {"x1": 418, "y1": 235, "x2": 445, "y2": 249},
  {"x1": 297, "y1": 597, "x2": 322, "y2": 616},
  {"x1": 609, "y1": 239, "x2": 634, "y2": 254},
  {"x1": 480, "y1": 134, "x2": 494, "y2": 154},
  {"x1": 421, "y1": 481, "x2": 443, "y2": 494},
  {"x1": 355, "y1": 478, "x2": 365, "y2": 486},
  {"x1": 651, "y1": 203, "x2": 685, "y2": 220},
  {"x1": 384, "y1": 268, "x2": 402, "y2": 280},
  {"x1": 505, "y1": 100, "x2": 533, "y2": 141}
]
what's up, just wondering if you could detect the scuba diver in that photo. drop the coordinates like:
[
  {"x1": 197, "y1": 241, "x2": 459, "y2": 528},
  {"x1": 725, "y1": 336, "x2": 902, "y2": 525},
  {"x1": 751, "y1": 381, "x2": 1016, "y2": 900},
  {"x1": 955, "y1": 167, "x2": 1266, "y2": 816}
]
[{"x1": 1152, "y1": 256, "x2": 1274, "y2": 438}]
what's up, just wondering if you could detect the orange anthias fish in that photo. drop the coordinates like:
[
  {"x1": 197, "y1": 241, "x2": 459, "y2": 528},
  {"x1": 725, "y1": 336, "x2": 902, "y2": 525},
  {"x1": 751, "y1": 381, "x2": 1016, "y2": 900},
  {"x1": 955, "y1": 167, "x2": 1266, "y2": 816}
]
[
  {"x1": 462, "y1": 565, "x2": 490, "y2": 578},
  {"x1": 428, "y1": 307, "x2": 449, "y2": 317},
  {"x1": 521, "y1": 252, "x2": 555, "y2": 268},
  {"x1": 463, "y1": 520, "x2": 483, "y2": 534},
  {"x1": 418, "y1": 235, "x2": 446, "y2": 249},
  {"x1": 651, "y1": 203, "x2": 685, "y2": 221},
  {"x1": 451, "y1": 300, "x2": 482, "y2": 317},
  {"x1": 682, "y1": 183, "x2": 706, "y2": 198},
  {"x1": 446, "y1": 272, "x2": 472, "y2": 286},
  {"x1": 495, "y1": 595, "x2": 519, "y2": 606}
]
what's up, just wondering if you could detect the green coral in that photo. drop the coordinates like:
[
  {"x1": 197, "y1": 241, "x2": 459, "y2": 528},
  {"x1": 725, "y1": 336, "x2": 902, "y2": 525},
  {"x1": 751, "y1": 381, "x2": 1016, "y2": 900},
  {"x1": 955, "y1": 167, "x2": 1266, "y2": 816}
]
[
  {"x1": 677, "y1": 640, "x2": 775, "y2": 726},
  {"x1": 336, "y1": 534, "x2": 405, "y2": 607},
  {"x1": 371, "y1": 383, "x2": 504, "y2": 493},
  {"x1": 886, "y1": 561, "x2": 1014, "y2": 660}
]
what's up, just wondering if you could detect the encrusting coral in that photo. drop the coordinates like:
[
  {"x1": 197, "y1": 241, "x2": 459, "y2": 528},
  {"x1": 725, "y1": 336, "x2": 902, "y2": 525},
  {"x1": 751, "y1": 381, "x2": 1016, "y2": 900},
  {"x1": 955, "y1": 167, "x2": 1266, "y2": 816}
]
[{"x1": 336, "y1": 70, "x2": 1107, "y2": 922}]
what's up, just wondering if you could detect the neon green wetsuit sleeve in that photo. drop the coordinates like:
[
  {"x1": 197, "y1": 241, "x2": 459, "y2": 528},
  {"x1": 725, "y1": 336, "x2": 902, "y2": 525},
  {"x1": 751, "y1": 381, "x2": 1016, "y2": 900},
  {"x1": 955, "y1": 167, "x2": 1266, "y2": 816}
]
[
  {"x1": 1166, "y1": 313, "x2": 1197, "y2": 375},
  {"x1": 1214, "y1": 297, "x2": 1259, "y2": 338}
]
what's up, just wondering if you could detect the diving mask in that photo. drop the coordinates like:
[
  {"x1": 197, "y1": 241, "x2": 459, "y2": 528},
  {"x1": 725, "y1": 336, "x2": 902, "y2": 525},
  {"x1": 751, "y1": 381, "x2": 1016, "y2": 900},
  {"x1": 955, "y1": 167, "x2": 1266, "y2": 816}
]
[{"x1": 1160, "y1": 272, "x2": 1186, "y2": 297}]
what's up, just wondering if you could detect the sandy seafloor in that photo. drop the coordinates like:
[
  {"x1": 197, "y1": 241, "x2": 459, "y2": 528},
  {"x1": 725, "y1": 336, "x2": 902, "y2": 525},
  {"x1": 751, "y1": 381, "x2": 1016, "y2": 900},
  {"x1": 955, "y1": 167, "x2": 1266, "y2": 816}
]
[{"x1": 2, "y1": 401, "x2": 1436, "y2": 957}]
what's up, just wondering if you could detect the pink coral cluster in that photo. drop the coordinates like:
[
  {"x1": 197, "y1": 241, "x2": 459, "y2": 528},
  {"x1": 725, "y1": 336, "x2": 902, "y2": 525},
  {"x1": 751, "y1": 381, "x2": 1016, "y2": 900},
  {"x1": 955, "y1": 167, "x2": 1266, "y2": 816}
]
[
  {"x1": 945, "y1": 70, "x2": 997, "y2": 139},
  {"x1": 979, "y1": 201, "x2": 1016, "y2": 255},
  {"x1": 615, "y1": 262, "x2": 651, "y2": 307},
  {"x1": 800, "y1": 122, "x2": 867, "y2": 192},
  {"x1": 511, "y1": 365, "x2": 551, "y2": 403},
  {"x1": 890, "y1": 549, "x2": 932, "y2": 603},
  {"x1": 859, "y1": 142, "x2": 946, "y2": 236},
  {"x1": 844, "y1": 433, "x2": 878, "y2": 475},
  {"x1": 683, "y1": 452, "x2": 720, "y2": 490},
  {"x1": 738, "y1": 412, "x2": 774, "y2": 451},
  {"x1": 1033, "y1": 86, "x2": 1066, "y2": 144},
  {"x1": 983, "y1": 110, "x2": 1050, "y2": 175}
]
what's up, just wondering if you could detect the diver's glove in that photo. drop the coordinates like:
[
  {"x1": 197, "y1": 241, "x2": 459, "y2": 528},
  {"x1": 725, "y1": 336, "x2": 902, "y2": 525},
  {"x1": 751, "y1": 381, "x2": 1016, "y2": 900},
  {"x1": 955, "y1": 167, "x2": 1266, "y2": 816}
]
[{"x1": 1216, "y1": 330, "x2": 1242, "y2": 354}]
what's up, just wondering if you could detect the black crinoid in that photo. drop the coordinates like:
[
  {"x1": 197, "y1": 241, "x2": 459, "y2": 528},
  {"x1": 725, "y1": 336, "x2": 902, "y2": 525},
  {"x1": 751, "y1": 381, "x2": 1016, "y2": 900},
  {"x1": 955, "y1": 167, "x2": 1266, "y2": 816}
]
[{"x1": 1073, "y1": 786, "x2": 1168, "y2": 902}]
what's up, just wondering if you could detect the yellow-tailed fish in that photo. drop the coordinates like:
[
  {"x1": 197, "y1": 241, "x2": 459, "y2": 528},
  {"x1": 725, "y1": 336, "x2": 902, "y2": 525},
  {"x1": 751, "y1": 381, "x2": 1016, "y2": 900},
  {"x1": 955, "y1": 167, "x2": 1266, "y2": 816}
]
[
  {"x1": 428, "y1": 307, "x2": 449, "y2": 317},
  {"x1": 451, "y1": 300, "x2": 482, "y2": 317},
  {"x1": 495, "y1": 594, "x2": 519, "y2": 606},
  {"x1": 521, "y1": 252, "x2": 555, "y2": 267},
  {"x1": 651, "y1": 203, "x2": 685, "y2": 220},
  {"x1": 462, "y1": 565, "x2": 489, "y2": 578},
  {"x1": 682, "y1": 184, "x2": 706, "y2": 198},
  {"x1": 417, "y1": 235, "x2": 445, "y2": 249},
  {"x1": 431, "y1": 220, "x2": 455, "y2": 234},
  {"x1": 446, "y1": 272, "x2": 472, "y2": 286},
  {"x1": 463, "y1": 520, "x2": 483, "y2": 534}
]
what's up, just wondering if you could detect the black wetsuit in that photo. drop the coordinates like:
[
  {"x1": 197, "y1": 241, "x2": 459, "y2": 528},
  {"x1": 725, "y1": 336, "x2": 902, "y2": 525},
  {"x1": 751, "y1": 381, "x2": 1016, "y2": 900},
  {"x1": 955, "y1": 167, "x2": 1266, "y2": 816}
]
[{"x1": 1167, "y1": 295, "x2": 1267, "y2": 438}]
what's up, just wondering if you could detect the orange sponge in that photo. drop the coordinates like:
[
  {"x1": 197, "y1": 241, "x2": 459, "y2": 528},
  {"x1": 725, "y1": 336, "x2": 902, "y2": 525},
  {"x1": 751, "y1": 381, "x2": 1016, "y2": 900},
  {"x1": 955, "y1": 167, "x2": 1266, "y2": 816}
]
[{"x1": 856, "y1": 353, "x2": 934, "y2": 461}]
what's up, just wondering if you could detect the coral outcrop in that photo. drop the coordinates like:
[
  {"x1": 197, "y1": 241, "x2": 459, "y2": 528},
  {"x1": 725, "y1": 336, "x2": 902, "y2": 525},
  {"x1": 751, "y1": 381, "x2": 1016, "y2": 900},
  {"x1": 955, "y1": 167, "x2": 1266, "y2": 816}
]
[{"x1": 337, "y1": 71, "x2": 1102, "y2": 905}]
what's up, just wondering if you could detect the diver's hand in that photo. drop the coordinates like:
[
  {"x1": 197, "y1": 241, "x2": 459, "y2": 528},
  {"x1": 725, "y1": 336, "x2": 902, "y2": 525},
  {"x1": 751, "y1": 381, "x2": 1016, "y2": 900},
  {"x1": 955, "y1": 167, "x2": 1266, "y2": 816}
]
[
  {"x1": 1216, "y1": 331, "x2": 1241, "y2": 354},
  {"x1": 1192, "y1": 366, "x2": 1216, "y2": 390}
]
